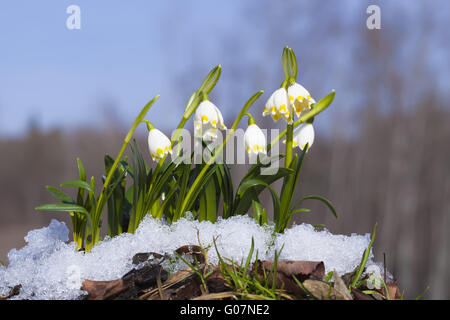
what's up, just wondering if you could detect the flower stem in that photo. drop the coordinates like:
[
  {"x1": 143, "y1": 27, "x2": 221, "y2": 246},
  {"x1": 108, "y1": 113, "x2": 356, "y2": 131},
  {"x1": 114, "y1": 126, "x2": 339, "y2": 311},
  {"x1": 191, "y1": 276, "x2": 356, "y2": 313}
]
[
  {"x1": 285, "y1": 123, "x2": 293, "y2": 168},
  {"x1": 88, "y1": 95, "x2": 159, "y2": 250}
]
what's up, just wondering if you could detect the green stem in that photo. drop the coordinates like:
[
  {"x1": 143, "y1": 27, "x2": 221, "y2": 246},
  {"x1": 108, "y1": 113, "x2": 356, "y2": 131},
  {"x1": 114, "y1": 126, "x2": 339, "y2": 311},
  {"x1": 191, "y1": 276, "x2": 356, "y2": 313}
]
[
  {"x1": 285, "y1": 123, "x2": 293, "y2": 168},
  {"x1": 91, "y1": 95, "x2": 160, "y2": 248}
]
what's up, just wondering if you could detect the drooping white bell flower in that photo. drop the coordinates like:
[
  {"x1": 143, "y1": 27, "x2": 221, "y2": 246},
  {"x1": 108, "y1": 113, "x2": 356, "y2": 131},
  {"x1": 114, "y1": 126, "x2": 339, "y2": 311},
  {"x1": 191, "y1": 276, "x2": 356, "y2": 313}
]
[
  {"x1": 244, "y1": 124, "x2": 267, "y2": 155},
  {"x1": 288, "y1": 123, "x2": 315, "y2": 151},
  {"x1": 287, "y1": 82, "x2": 315, "y2": 117},
  {"x1": 263, "y1": 88, "x2": 293, "y2": 123},
  {"x1": 194, "y1": 100, "x2": 227, "y2": 141},
  {"x1": 365, "y1": 264, "x2": 383, "y2": 290},
  {"x1": 148, "y1": 128, "x2": 172, "y2": 161}
]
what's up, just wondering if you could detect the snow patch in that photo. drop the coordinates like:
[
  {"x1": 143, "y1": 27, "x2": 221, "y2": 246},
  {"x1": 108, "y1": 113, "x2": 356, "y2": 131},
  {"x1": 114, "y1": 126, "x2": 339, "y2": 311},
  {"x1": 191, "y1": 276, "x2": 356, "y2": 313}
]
[{"x1": 0, "y1": 216, "x2": 372, "y2": 299}]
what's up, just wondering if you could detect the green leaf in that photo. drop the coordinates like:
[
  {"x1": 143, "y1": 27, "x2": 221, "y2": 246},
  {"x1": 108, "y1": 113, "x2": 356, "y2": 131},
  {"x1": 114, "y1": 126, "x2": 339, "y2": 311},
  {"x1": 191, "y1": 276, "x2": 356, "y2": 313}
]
[
  {"x1": 252, "y1": 200, "x2": 267, "y2": 226},
  {"x1": 77, "y1": 158, "x2": 86, "y2": 182},
  {"x1": 215, "y1": 164, "x2": 234, "y2": 219},
  {"x1": 124, "y1": 95, "x2": 160, "y2": 143},
  {"x1": 76, "y1": 158, "x2": 87, "y2": 205},
  {"x1": 35, "y1": 203, "x2": 90, "y2": 215},
  {"x1": 45, "y1": 186, "x2": 74, "y2": 204},
  {"x1": 292, "y1": 195, "x2": 338, "y2": 219},
  {"x1": 289, "y1": 208, "x2": 311, "y2": 215},
  {"x1": 351, "y1": 223, "x2": 378, "y2": 289},
  {"x1": 234, "y1": 167, "x2": 293, "y2": 216},
  {"x1": 297, "y1": 90, "x2": 335, "y2": 124},
  {"x1": 183, "y1": 164, "x2": 218, "y2": 216},
  {"x1": 61, "y1": 180, "x2": 94, "y2": 193},
  {"x1": 238, "y1": 179, "x2": 281, "y2": 221}
]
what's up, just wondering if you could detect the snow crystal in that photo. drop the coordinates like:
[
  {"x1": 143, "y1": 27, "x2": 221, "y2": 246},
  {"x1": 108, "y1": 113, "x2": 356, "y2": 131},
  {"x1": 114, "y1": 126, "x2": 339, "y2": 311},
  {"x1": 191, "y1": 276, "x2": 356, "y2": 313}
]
[{"x1": 0, "y1": 216, "x2": 373, "y2": 300}]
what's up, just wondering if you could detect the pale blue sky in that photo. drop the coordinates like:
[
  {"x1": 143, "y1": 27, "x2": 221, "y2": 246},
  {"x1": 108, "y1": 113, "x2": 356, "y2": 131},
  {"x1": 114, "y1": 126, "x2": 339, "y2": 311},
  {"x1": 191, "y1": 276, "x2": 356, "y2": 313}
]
[{"x1": 0, "y1": 0, "x2": 449, "y2": 137}]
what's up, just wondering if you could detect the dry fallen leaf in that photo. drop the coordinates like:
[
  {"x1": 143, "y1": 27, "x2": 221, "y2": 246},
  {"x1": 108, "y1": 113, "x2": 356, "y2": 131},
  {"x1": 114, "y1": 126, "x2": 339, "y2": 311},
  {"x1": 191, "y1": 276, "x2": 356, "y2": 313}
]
[
  {"x1": 303, "y1": 280, "x2": 350, "y2": 300},
  {"x1": 384, "y1": 281, "x2": 402, "y2": 300},
  {"x1": 81, "y1": 279, "x2": 130, "y2": 300},
  {"x1": 333, "y1": 271, "x2": 353, "y2": 300},
  {"x1": 351, "y1": 287, "x2": 376, "y2": 300},
  {"x1": 253, "y1": 260, "x2": 325, "y2": 295}
]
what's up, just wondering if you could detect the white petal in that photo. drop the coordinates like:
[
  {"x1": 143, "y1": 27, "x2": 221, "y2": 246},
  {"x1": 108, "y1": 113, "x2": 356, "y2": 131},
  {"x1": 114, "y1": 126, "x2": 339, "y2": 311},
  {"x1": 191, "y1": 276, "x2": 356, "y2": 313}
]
[
  {"x1": 293, "y1": 123, "x2": 314, "y2": 150},
  {"x1": 244, "y1": 124, "x2": 266, "y2": 155},
  {"x1": 195, "y1": 101, "x2": 218, "y2": 125},
  {"x1": 273, "y1": 88, "x2": 289, "y2": 114},
  {"x1": 263, "y1": 92, "x2": 275, "y2": 116},
  {"x1": 288, "y1": 82, "x2": 314, "y2": 117},
  {"x1": 148, "y1": 128, "x2": 172, "y2": 160},
  {"x1": 212, "y1": 103, "x2": 227, "y2": 129}
]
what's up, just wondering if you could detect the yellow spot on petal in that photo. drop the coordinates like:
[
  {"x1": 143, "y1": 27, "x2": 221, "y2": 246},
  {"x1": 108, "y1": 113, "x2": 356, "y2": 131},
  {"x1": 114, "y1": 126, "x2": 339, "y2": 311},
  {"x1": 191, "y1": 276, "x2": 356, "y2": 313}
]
[
  {"x1": 289, "y1": 95, "x2": 294, "y2": 101},
  {"x1": 211, "y1": 120, "x2": 217, "y2": 127},
  {"x1": 279, "y1": 104, "x2": 286, "y2": 113},
  {"x1": 246, "y1": 146, "x2": 250, "y2": 153},
  {"x1": 307, "y1": 94, "x2": 311, "y2": 99},
  {"x1": 272, "y1": 113, "x2": 281, "y2": 122},
  {"x1": 253, "y1": 145, "x2": 259, "y2": 152},
  {"x1": 297, "y1": 96, "x2": 303, "y2": 101},
  {"x1": 270, "y1": 107, "x2": 276, "y2": 115},
  {"x1": 293, "y1": 141, "x2": 298, "y2": 147},
  {"x1": 201, "y1": 115, "x2": 209, "y2": 123},
  {"x1": 156, "y1": 148, "x2": 164, "y2": 156}
]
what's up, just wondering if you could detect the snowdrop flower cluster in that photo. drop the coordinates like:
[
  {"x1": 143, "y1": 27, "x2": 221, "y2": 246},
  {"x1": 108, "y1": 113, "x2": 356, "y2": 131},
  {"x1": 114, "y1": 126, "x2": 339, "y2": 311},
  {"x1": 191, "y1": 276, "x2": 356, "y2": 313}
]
[
  {"x1": 365, "y1": 264, "x2": 384, "y2": 290},
  {"x1": 263, "y1": 82, "x2": 315, "y2": 124}
]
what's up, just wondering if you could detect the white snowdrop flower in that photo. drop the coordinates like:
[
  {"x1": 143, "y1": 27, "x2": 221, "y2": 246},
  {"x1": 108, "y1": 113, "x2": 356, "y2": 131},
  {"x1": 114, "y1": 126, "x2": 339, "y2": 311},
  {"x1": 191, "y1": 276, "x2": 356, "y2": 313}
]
[
  {"x1": 287, "y1": 82, "x2": 315, "y2": 117},
  {"x1": 283, "y1": 123, "x2": 315, "y2": 151},
  {"x1": 148, "y1": 128, "x2": 172, "y2": 161},
  {"x1": 365, "y1": 265, "x2": 383, "y2": 290},
  {"x1": 244, "y1": 124, "x2": 267, "y2": 155},
  {"x1": 263, "y1": 88, "x2": 293, "y2": 123},
  {"x1": 194, "y1": 101, "x2": 227, "y2": 141}
]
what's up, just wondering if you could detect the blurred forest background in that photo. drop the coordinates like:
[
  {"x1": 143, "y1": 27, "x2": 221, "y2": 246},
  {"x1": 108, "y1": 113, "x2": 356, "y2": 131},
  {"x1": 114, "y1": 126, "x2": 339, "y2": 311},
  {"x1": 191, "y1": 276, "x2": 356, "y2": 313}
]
[{"x1": 1, "y1": 0, "x2": 449, "y2": 299}]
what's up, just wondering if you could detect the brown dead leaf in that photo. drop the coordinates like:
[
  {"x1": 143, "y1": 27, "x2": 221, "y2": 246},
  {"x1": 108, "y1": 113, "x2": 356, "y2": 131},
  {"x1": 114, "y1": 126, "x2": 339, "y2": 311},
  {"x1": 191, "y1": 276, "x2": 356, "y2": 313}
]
[
  {"x1": 341, "y1": 268, "x2": 358, "y2": 288},
  {"x1": 132, "y1": 252, "x2": 166, "y2": 265},
  {"x1": 303, "y1": 280, "x2": 350, "y2": 300},
  {"x1": 253, "y1": 260, "x2": 325, "y2": 295},
  {"x1": 81, "y1": 279, "x2": 130, "y2": 300},
  {"x1": 206, "y1": 269, "x2": 228, "y2": 293},
  {"x1": 257, "y1": 260, "x2": 325, "y2": 281},
  {"x1": 81, "y1": 264, "x2": 167, "y2": 300},
  {"x1": 175, "y1": 245, "x2": 205, "y2": 264},
  {"x1": 384, "y1": 281, "x2": 402, "y2": 300},
  {"x1": 138, "y1": 268, "x2": 196, "y2": 300},
  {"x1": 351, "y1": 287, "x2": 376, "y2": 300},
  {"x1": 0, "y1": 285, "x2": 21, "y2": 300},
  {"x1": 170, "y1": 277, "x2": 202, "y2": 300},
  {"x1": 333, "y1": 271, "x2": 353, "y2": 300}
]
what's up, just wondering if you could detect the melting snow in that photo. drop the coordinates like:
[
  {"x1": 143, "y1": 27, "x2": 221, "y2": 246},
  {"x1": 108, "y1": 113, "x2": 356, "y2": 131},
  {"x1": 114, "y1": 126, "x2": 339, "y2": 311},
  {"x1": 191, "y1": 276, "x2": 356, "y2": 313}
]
[{"x1": 0, "y1": 215, "x2": 373, "y2": 299}]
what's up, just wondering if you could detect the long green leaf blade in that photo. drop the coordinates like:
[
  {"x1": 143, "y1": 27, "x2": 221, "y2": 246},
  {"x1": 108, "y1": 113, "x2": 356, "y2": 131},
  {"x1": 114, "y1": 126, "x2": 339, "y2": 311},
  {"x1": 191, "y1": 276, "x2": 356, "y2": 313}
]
[{"x1": 61, "y1": 180, "x2": 94, "y2": 193}]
